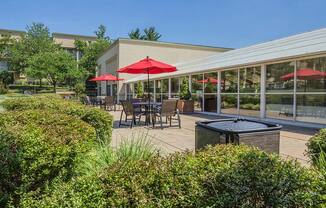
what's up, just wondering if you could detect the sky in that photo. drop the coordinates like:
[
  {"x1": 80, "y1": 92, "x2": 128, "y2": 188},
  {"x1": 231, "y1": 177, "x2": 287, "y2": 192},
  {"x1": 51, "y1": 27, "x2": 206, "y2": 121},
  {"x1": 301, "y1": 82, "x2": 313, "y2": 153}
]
[{"x1": 1, "y1": 0, "x2": 326, "y2": 48}]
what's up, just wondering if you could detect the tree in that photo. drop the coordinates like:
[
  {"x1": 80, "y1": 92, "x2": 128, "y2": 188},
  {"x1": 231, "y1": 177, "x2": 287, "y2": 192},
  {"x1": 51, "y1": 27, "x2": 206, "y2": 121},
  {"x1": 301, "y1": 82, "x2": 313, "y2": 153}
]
[
  {"x1": 142, "y1": 27, "x2": 161, "y2": 41},
  {"x1": 180, "y1": 77, "x2": 191, "y2": 100},
  {"x1": 136, "y1": 81, "x2": 144, "y2": 98},
  {"x1": 128, "y1": 27, "x2": 162, "y2": 41},
  {"x1": 0, "y1": 34, "x2": 13, "y2": 61},
  {"x1": 128, "y1": 28, "x2": 142, "y2": 39},
  {"x1": 9, "y1": 23, "x2": 58, "y2": 75},
  {"x1": 75, "y1": 25, "x2": 111, "y2": 76},
  {"x1": 0, "y1": 71, "x2": 14, "y2": 88},
  {"x1": 95, "y1": 24, "x2": 110, "y2": 40},
  {"x1": 27, "y1": 50, "x2": 80, "y2": 92}
]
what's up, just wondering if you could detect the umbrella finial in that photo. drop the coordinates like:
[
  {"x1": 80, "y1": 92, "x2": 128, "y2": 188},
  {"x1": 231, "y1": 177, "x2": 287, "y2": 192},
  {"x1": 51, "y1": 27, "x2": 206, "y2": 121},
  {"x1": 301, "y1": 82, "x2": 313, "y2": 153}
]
[{"x1": 146, "y1": 56, "x2": 149, "y2": 60}]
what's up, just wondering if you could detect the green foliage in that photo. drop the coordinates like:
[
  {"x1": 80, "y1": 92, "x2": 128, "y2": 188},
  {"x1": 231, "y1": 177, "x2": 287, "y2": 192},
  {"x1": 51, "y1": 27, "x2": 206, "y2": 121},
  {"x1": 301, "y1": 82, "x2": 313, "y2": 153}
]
[
  {"x1": 18, "y1": 145, "x2": 322, "y2": 207},
  {"x1": 180, "y1": 77, "x2": 191, "y2": 100},
  {"x1": 2, "y1": 95, "x2": 113, "y2": 142},
  {"x1": 76, "y1": 131, "x2": 156, "y2": 176},
  {"x1": 74, "y1": 82, "x2": 86, "y2": 97},
  {"x1": 0, "y1": 71, "x2": 14, "y2": 88},
  {"x1": 128, "y1": 26, "x2": 162, "y2": 41},
  {"x1": 9, "y1": 23, "x2": 58, "y2": 75},
  {"x1": 0, "y1": 34, "x2": 13, "y2": 60},
  {"x1": 75, "y1": 25, "x2": 111, "y2": 76},
  {"x1": 0, "y1": 110, "x2": 96, "y2": 206},
  {"x1": 27, "y1": 49, "x2": 80, "y2": 92},
  {"x1": 307, "y1": 128, "x2": 326, "y2": 165},
  {"x1": 135, "y1": 81, "x2": 144, "y2": 98},
  {"x1": 0, "y1": 85, "x2": 8, "y2": 94}
]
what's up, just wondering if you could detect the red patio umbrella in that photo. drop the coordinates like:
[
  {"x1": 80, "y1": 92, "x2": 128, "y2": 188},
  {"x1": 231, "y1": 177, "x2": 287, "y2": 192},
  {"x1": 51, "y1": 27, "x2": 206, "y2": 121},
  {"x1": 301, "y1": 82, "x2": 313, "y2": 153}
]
[
  {"x1": 281, "y1": 68, "x2": 324, "y2": 81},
  {"x1": 90, "y1": 73, "x2": 124, "y2": 96},
  {"x1": 197, "y1": 77, "x2": 219, "y2": 84},
  {"x1": 117, "y1": 56, "x2": 176, "y2": 105}
]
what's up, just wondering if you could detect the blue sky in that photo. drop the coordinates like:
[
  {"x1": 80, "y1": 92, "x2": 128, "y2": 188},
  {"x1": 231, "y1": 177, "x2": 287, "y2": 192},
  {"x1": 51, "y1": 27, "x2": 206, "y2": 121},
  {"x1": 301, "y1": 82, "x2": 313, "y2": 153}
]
[{"x1": 1, "y1": 0, "x2": 326, "y2": 48}]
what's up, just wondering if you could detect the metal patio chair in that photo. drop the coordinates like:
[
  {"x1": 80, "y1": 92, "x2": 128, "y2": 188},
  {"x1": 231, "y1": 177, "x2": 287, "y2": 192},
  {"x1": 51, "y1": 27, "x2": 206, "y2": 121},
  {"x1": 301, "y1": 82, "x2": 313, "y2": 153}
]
[
  {"x1": 102, "y1": 96, "x2": 116, "y2": 111},
  {"x1": 152, "y1": 99, "x2": 181, "y2": 129},
  {"x1": 119, "y1": 100, "x2": 145, "y2": 128}
]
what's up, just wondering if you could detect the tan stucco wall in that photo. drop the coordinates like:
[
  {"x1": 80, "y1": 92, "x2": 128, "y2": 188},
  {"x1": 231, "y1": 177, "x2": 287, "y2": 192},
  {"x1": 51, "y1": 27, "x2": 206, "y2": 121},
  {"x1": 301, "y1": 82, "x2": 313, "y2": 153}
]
[
  {"x1": 53, "y1": 35, "x2": 96, "y2": 48},
  {"x1": 96, "y1": 39, "x2": 231, "y2": 98}
]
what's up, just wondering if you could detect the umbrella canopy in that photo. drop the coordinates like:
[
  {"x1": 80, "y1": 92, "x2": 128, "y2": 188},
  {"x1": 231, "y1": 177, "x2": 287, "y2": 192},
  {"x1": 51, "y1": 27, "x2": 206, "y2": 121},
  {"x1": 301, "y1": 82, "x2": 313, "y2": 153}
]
[
  {"x1": 90, "y1": 73, "x2": 124, "y2": 81},
  {"x1": 197, "y1": 77, "x2": 219, "y2": 84},
  {"x1": 89, "y1": 74, "x2": 124, "y2": 96},
  {"x1": 117, "y1": 56, "x2": 176, "y2": 74},
  {"x1": 281, "y1": 68, "x2": 325, "y2": 81}
]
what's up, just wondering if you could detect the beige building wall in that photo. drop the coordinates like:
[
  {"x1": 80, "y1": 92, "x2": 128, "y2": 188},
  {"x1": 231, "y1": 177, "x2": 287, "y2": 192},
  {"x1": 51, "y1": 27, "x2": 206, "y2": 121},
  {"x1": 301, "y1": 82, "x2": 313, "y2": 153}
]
[
  {"x1": 96, "y1": 38, "x2": 232, "y2": 98},
  {"x1": 52, "y1": 33, "x2": 96, "y2": 48}
]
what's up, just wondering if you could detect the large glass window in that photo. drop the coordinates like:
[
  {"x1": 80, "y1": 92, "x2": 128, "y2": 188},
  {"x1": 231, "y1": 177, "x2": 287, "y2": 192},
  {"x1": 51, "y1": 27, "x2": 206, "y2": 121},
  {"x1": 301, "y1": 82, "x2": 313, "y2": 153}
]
[
  {"x1": 266, "y1": 62, "x2": 295, "y2": 120},
  {"x1": 204, "y1": 72, "x2": 218, "y2": 112},
  {"x1": 296, "y1": 57, "x2": 326, "y2": 124},
  {"x1": 221, "y1": 69, "x2": 238, "y2": 114},
  {"x1": 126, "y1": 83, "x2": 133, "y2": 100},
  {"x1": 239, "y1": 67, "x2": 261, "y2": 117},
  {"x1": 191, "y1": 74, "x2": 204, "y2": 111},
  {"x1": 171, "y1": 77, "x2": 180, "y2": 98},
  {"x1": 155, "y1": 79, "x2": 168, "y2": 102}
]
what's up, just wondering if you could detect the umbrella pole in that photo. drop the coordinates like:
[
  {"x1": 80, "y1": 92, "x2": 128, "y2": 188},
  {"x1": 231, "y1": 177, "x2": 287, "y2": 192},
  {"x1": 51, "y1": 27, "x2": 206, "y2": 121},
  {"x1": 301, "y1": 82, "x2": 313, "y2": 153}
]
[
  {"x1": 147, "y1": 70, "x2": 150, "y2": 125},
  {"x1": 106, "y1": 80, "x2": 108, "y2": 96}
]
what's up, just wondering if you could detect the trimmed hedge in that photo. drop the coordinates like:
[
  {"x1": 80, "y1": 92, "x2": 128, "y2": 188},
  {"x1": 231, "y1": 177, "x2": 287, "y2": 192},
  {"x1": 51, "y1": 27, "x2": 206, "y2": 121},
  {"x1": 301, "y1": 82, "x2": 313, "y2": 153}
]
[
  {"x1": 1, "y1": 94, "x2": 113, "y2": 142},
  {"x1": 0, "y1": 110, "x2": 96, "y2": 206},
  {"x1": 18, "y1": 145, "x2": 322, "y2": 208}
]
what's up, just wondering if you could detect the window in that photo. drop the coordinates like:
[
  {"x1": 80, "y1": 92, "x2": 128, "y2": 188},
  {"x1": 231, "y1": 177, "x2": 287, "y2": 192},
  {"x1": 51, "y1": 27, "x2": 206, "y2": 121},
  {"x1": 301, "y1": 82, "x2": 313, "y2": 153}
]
[
  {"x1": 155, "y1": 79, "x2": 168, "y2": 102},
  {"x1": 221, "y1": 69, "x2": 238, "y2": 114},
  {"x1": 296, "y1": 57, "x2": 326, "y2": 124},
  {"x1": 204, "y1": 72, "x2": 217, "y2": 112},
  {"x1": 239, "y1": 66, "x2": 261, "y2": 117},
  {"x1": 266, "y1": 62, "x2": 295, "y2": 120},
  {"x1": 170, "y1": 77, "x2": 180, "y2": 98},
  {"x1": 191, "y1": 74, "x2": 204, "y2": 111}
]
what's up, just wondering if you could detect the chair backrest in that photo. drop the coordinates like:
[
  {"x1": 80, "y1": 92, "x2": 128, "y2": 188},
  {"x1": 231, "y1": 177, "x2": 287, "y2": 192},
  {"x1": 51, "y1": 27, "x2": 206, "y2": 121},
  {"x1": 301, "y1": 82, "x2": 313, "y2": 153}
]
[
  {"x1": 161, "y1": 99, "x2": 178, "y2": 116},
  {"x1": 105, "y1": 96, "x2": 115, "y2": 105},
  {"x1": 121, "y1": 100, "x2": 134, "y2": 116}
]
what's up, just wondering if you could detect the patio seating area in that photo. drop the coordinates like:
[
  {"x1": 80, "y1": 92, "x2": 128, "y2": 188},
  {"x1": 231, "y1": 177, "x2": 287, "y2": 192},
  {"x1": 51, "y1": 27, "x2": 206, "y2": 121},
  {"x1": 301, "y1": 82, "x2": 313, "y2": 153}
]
[{"x1": 110, "y1": 108, "x2": 318, "y2": 164}]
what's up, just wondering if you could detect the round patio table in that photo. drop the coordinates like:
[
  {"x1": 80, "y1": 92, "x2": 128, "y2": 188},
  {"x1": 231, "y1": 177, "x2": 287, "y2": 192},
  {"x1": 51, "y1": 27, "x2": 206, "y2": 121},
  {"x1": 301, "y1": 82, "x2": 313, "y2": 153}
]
[{"x1": 132, "y1": 102, "x2": 161, "y2": 125}]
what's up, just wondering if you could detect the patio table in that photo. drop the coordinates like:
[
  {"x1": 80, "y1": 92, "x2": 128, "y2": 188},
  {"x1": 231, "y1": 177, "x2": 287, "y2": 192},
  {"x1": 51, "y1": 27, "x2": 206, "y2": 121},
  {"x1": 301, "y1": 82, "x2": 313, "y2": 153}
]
[{"x1": 132, "y1": 102, "x2": 161, "y2": 125}]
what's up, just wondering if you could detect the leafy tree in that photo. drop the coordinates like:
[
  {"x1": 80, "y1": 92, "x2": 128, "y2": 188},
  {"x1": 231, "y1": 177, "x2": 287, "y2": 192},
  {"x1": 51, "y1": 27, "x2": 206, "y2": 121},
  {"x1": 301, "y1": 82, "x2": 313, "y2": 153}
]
[
  {"x1": 75, "y1": 25, "x2": 111, "y2": 76},
  {"x1": 136, "y1": 81, "x2": 144, "y2": 98},
  {"x1": 128, "y1": 28, "x2": 142, "y2": 39},
  {"x1": 180, "y1": 77, "x2": 191, "y2": 100},
  {"x1": 9, "y1": 23, "x2": 58, "y2": 75},
  {"x1": 27, "y1": 50, "x2": 80, "y2": 92},
  {"x1": 142, "y1": 27, "x2": 161, "y2": 41},
  {"x1": 128, "y1": 27, "x2": 161, "y2": 41},
  {"x1": 0, "y1": 34, "x2": 13, "y2": 60},
  {"x1": 0, "y1": 71, "x2": 14, "y2": 88}
]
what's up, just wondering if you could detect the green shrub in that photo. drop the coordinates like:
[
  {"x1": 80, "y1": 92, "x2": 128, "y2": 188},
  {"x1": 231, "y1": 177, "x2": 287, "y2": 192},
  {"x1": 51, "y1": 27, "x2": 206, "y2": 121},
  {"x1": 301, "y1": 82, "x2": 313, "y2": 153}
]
[
  {"x1": 2, "y1": 94, "x2": 113, "y2": 142},
  {"x1": 0, "y1": 110, "x2": 96, "y2": 206},
  {"x1": 19, "y1": 145, "x2": 322, "y2": 207},
  {"x1": 307, "y1": 128, "x2": 326, "y2": 165}
]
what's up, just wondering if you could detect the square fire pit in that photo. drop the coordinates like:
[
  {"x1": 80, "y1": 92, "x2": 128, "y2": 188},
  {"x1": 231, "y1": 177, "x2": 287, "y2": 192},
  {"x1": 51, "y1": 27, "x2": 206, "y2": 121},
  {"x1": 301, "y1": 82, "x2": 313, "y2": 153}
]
[{"x1": 195, "y1": 118, "x2": 282, "y2": 154}]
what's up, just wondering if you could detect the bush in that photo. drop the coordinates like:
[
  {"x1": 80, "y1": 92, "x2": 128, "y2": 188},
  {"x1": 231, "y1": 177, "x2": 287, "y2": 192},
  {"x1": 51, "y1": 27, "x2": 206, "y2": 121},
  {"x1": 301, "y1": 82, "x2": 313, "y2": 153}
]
[
  {"x1": 0, "y1": 110, "x2": 96, "y2": 206},
  {"x1": 307, "y1": 128, "x2": 326, "y2": 165},
  {"x1": 18, "y1": 145, "x2": 322, "y2": 207},
  {"x1": 2, "y1": 94, "x2": 113, "y2": 142},
  {"x1": 0, "y1": 85, "x2": 8, "y2": 94}
]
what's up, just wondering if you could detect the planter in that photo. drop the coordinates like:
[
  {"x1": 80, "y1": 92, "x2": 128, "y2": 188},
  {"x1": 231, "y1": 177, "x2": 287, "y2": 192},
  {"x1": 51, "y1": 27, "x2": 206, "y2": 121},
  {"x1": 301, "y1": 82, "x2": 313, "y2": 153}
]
[{"x1": 177, "y1": 100, "x2": 194, "y2": 113}]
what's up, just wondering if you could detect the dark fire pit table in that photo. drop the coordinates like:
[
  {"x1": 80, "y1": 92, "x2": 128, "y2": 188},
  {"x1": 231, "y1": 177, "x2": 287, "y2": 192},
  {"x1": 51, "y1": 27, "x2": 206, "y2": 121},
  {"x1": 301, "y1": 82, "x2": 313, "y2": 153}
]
[{"x1": 195, "y1": 118, "x2": 282, "y2": 154}]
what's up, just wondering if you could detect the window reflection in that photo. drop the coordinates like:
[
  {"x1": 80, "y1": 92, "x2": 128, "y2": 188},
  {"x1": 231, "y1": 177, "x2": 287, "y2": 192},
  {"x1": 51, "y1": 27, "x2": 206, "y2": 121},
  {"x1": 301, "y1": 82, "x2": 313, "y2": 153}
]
[
  {"x1": 266, "y1": 62, "x2": 294, "y2": 93},
  {"x1": 239, "y1": 67, "x2": 261, "y2": 93},
  {"x1": 266, "y1": 94, "x2": 294, "y2": 120},
  {"x1": 221, "y1": 70, "x2": 238, "y2": 93},
  {"x1": 239, "y1": 94, "x2": 260, "y2": 117},
  {"x1": 221, "y1": 94, "x2": 237, "y2": 114},
  {"x1": 191, "y1": 74, "x2": 203, "y2": 111}
]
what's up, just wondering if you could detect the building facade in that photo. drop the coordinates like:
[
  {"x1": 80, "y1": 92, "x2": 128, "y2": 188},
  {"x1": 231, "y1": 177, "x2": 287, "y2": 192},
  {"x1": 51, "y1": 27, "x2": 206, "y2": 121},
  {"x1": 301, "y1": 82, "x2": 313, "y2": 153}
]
[
  {"x1": 96, "y1": 38, "x2": 232, "y2": 99},
  {"x1": 124, "y1": 28, "x2": 326, "y2": 127}
]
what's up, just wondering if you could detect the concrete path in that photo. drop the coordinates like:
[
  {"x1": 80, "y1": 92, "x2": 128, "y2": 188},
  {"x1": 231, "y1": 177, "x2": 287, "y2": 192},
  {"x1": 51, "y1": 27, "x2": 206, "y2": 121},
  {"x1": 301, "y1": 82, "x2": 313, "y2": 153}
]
[{"x1": 110, "y1": 110, "x2": 318, "y2": 164}]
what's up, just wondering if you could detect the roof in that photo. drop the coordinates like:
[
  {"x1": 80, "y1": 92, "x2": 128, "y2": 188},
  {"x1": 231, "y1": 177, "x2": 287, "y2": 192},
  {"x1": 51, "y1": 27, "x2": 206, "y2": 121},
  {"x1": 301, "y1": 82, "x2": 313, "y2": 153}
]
[
  {"x1": 52, "y1": 32, "x2": 97, "y2": 40},
  {"x1": 0, "y1": 28, "x2": 25, "y2": 35},
  {"x1": 125, "y1": 28, "x2": 326, "y2": 83},
  {"x1": 97, "y1": 38, "x2": 232, "y2": 59}
]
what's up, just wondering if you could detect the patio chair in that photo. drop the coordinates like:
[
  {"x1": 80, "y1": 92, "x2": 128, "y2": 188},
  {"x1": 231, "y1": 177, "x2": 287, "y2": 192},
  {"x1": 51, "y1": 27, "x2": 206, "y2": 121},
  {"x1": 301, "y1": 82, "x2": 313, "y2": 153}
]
[
  {"x1": 102, "y1": 96, "x2": 116, "y2": 111},
  {"x1": 82, "y1": 96, "x2": 92, "y2": 105},
  {"x1": 119, "y1": 100, "x2": 144, "y2": 128},
  {"x1": 152, "y1": 99, "x2": 181, "y2": 129}
]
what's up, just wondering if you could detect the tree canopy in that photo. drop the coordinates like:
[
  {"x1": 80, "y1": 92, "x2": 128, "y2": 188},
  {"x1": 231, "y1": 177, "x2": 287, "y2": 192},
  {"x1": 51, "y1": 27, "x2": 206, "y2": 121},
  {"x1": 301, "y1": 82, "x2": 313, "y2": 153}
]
[
  {"x1": 128, "y1": 27, "x2": 161, "y2": 41},
  {"x1": 27, "y1": 50, "x2": 81, "y2": 92},
  {"x1": 75, "y1": 25, "x2": 111, "y2": 76}
]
